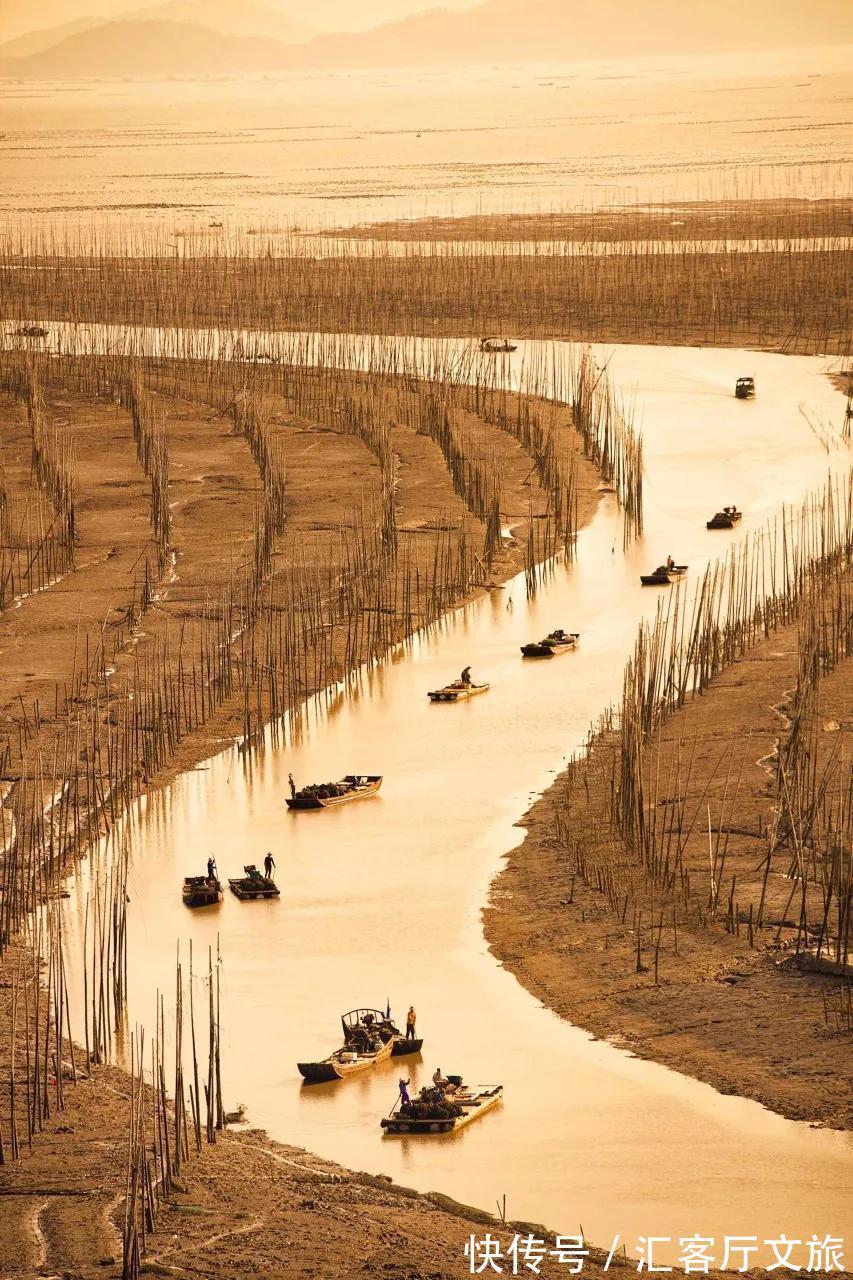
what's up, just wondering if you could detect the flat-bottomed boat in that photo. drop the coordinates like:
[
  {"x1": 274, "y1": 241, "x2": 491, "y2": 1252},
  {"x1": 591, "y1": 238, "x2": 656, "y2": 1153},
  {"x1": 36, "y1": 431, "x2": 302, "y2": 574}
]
[
  {"x1": 641, "y1": 564, "x2": 688, "y2": 586},
  {"x1": 521, "y1": 630, "x2": 579, "y2": 658},
  {"x1": 428, "y1": 680, "x2": 490, "y2": 703},
  {"x1": 479, "y1": 337, "x2": 517, "y2": 353},
  {"x1": 286, "y1": 775, "x2": 382, "y2": 809},
  {"x1": 182, "y1": 875, "x2": 224, "y2": 907},
  {"x1": 707, "y1": 507, "x2": 742, "y2": 529},
  {"x1": 228, "y1": 865, "x2": 281, "y2": 900},
  {"x1": 299, "y1": 1008, "x2": 422, "y2": 1083},
  {"x1": 381, "y1": 1081, "x2": 503, "y2": 1135}
]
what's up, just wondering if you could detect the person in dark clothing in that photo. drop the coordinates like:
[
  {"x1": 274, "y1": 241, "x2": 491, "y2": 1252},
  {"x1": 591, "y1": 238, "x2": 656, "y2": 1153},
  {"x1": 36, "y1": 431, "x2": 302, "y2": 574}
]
[
  {"x1": 264, "y1": 852, "x2": 275, "y2": 880},
  {"x1": 406, "y1": 1006, "x2": 417, "y2": 1040},
  {"x1": 207, "y1": 856, "x2": 217, "y2": 882},
  {"x1": 288, "y1": 773, "x2": 297, "y2": 798},
  {"x1": 460, "y1": 666, "x2": 472, "y2": 685},
  {"x1": 398, "y1": 1078, "x2": 411, "y2": 1106}
]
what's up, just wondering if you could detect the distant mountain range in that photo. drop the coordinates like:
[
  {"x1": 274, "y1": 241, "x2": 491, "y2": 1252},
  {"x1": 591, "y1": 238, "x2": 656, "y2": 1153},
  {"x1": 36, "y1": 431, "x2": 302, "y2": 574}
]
[
  {"x1": 0, "y1": 0, "x2": 312, "y2": 64},
  {"x1": 1, "y1": 0, "x2": 850, "y2": 79}
]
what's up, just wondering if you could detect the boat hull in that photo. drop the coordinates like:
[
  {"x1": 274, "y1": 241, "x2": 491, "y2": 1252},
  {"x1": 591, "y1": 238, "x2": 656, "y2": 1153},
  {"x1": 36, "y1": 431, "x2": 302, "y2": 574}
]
[
  {"x1": 228, "y1": 878, "x2": 280, "y2": 900},
  {"x1": 428, "y1": 683, "x2": 489, "y2": 702},
  {"x1": 641, "y1": 566, "x2": 688, "y2": 586},
  {"x1": 182, "y1": 887, "x2": 223, "y2": 907},
  {"x1": 391, "y1": 1037, "x2": 423, "y2": 1057},
  {"x1": 706, "y1": 514, "x2": 742, "y2": 529},
  {"x1": 297, "y1": 1061, "x2": 346, "y2": 1083},
  {"x1": 521, "y1": 636, "x2": 578, "y2": 657},
  {"x1": 299, "y1": 1031, "x2": 418, "y2": 1083}
]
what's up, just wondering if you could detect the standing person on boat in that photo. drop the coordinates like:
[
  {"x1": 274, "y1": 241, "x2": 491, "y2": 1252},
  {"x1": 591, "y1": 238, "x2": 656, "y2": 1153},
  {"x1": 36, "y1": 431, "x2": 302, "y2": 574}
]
[
  {"x1": 406, "y1": 1006, "x2": 417, "y2": 1040},
  {"x1": 433, "y1": 1066, "x2": 446, "y2": 1094},
  {"x1": 460, "y1": 666, "x2": 472, "y2": 686},
  {"x1": 207, "y1": 856, "x2": 217, "y2": 882},
  {"x1": 666, "y1": 555, "x2": 675, "y2": 571},
  {"x1": 288, "y1": 772, "x2": 296, "y2": 799},
  {"x1": 398, "y1": 1078, "x2": 411, "y2": 1107},
  {"x1": 263, "y1": 852, "x2": 276, "y2": 881}
]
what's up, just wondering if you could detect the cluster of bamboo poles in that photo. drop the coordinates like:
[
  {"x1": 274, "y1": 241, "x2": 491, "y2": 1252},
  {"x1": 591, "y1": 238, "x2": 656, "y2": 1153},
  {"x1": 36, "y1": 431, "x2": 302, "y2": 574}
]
[
  {"x1": 552, "y1": 470, "x2": 853, "y2": 981},
  {"x1": 769, "y1": 566, "x2": 852, "y2": 971},
  {"x1": 123, "y1": 941, "x2": 223, "y2": 1279},
  {"x1": 82, "y1": 846, "x2": 130, "y2": 1066},
  {"x1": 1, "y1": 204, "x2": 849, "y2": 352},
  {"x1": 0, "y1": 361, "x2": 76, "y2": 609},
  {"x1": 0, "y1": 906, "x2": 77, "y2": 1163},
  {"x1": 29, "y1": 323, "x2": 644, "y2": 548},
  {"x1": 122, "y1": 369, "x2": 172, "y2": 587},
  {"x1": 568, "y1": 346, "x2": 643, "y2": 545},
  {"x1": 414, "y1": 393, "x2": 503, "y2": 567}
]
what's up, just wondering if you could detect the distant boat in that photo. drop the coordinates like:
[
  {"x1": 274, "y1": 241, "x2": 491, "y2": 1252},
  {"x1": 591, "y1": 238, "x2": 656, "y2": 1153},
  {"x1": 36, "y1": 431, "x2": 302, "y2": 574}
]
[
  {"x1": 521, "y1": 630, "x2": 579, "y2": 658},
  {"x1": 286, "y1": 775, "x2": 382, "y2": 810},
  {"x1": 182, "y1": 875, "x2": 223, "y2": 908},
  {"x1": 479, "y1": 336, "x2": 517, "y2": 353},
  {"x1": 227, "y1": 865, "x2": 280, "y2": 900},
  {"x1": 735, "y1": 376, "x2": 755, "y2": 399},
  {"x1": 381, "y1": 1080, "x2": 503, "y2": 1135},
  {"x1": 15, "y1": 324, "x2": 48, "y2": 339},
  {"x1": 640, "y1": 564, "x2": 688, "y2": 586},
  {"x1": 707, "y1": 507, "x2": 742, "y2": 529},
  {"x1": 298, "y1": 1008, "x2": 422, "y2": 1083},
  {"x1": 428, "y1": 680, "x2": 490, "y2": 702}
]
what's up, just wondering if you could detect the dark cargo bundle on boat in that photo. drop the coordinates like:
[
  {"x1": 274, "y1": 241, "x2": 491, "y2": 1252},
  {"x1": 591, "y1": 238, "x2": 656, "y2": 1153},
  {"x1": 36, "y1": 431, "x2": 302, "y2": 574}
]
[
  {"x1": 182, "y1": 875, "x2": 223, "y2": 907},
  {"x1": 397, "y1": 1095, "x2": 463, "y2": 1121},
  {"x1": 228, "y1": 864, "x2": 280, "y2": 900}
]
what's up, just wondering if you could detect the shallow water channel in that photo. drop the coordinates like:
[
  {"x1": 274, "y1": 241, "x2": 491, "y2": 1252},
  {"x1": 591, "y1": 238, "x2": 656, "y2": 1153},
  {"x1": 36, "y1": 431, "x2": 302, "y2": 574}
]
[{"x1": 56, "y1": 340, "x2": 852, "y2": 1258}]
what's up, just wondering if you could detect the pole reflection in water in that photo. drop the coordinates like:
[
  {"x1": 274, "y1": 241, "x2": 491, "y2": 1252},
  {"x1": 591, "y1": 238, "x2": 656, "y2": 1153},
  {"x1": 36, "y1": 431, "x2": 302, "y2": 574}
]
[{"x1": 62, "y1": 344, "x2": 853, "y2": 1259}]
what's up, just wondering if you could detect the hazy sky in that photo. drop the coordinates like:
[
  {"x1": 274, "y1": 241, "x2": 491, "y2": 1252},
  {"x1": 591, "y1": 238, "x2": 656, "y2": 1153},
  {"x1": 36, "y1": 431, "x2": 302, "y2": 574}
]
[{"x1": 0, "y1": 0, "x2": 480, "y2": 37}]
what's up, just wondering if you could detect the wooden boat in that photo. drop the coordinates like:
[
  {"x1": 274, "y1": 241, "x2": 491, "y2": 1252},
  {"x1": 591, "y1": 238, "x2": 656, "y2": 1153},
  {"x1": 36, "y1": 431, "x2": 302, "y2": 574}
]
[
  {"x1": 15, "y1": 324, "x2": 49, "y2": 339},
  {"x1": 479, "y1": 337, "x2": 517, "y2": 354},
  {"x1": 228, "y1": 864, "x2": 281, "y2": 900},
  {"x1": 706, "y1": 508, "x2": 742, "y2": 529},
  {"x1": 298, "y1": 1008, "x2": 423, "y2": 1083},
  {"x1": 735, "y1": 376, "x2": 755, "y2": 399},
  {"x1": 640, "y1": 564, "x2": 688, "y2": 586},
  {"x1": 286, "y1": 775, "x2": 382, "y2": 810},
  {"x1": 381, "y1": 1081, "x2": 503, "y2": 1135},
  {"x1": 521, "y1": 630, "x2": 579, "y2": 658},
  {"x1": 428, "y1": 680, "x2": 490, "y2": 703},
  {"x1": 182, "y1": 875, "x2": 223, "y2": 907}
]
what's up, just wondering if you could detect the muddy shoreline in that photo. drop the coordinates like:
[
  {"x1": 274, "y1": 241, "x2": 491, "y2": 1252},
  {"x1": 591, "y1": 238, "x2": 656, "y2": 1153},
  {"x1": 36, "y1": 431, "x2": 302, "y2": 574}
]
[{"x1": 484, "y1": 619, "x2": 853, "y2": 1131}]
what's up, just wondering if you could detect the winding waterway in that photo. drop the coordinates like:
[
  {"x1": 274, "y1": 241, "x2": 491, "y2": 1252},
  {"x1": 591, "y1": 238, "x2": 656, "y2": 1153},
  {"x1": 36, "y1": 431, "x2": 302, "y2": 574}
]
[{"x1": 49, "y1": 336, "x2": 852, "y2": 1260}]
